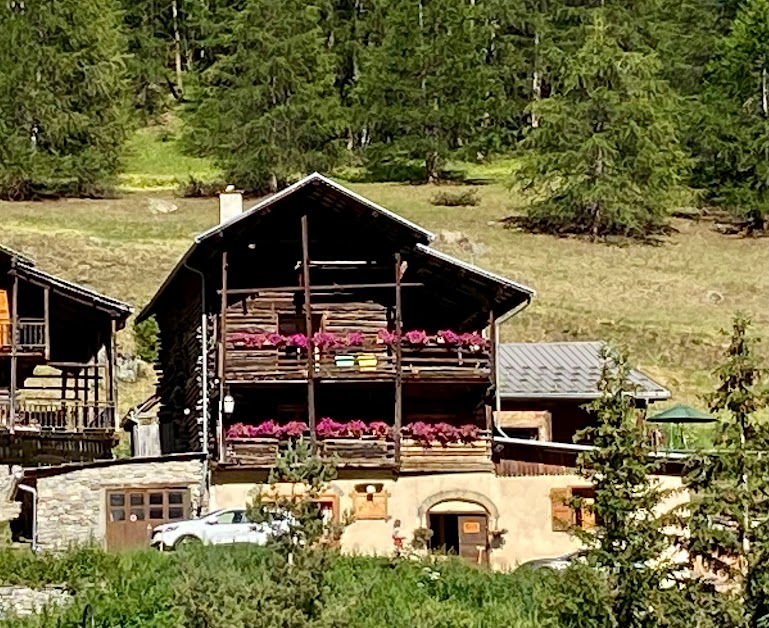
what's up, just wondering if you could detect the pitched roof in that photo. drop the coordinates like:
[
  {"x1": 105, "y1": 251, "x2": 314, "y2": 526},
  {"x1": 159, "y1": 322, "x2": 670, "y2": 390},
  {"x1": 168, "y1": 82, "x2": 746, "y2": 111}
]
[
  {"x1": 498, "y1": 341, "x2": 670, "y2": 401},
  {"x1": 0, "y1": 245, "x2": 131, "y2": 321},
  {"x1": 138, "y1": 173, "x2": 534, "y2": 323}
]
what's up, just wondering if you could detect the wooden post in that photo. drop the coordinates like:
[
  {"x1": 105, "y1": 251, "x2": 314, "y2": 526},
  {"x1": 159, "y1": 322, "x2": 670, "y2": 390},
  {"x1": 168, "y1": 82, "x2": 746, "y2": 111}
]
[
  {"x1": 108, "y1": 320, "x2": 117, "y2": 430},
  {"x1": 217, "y1": 251, "x2": 228, "y2": 462},
  {"x1": 9, "y1": 272, "x2": 18, "y2": 432},
  {"x1": 43, "y1": 286, "x2": 50, "y2": 360},
  {"x1": 394, "y1": 253, "x2": 403, "y2": 464},
  {"x1": 301, "y1": 214, "x2": 316, "y2": 449},
  {"x1": 488, "y1": 309, "x2": 496, "y2": 433}
]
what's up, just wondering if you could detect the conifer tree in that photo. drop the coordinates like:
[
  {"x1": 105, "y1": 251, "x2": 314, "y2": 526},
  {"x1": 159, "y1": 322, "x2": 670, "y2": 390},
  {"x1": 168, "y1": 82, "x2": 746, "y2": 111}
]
[
  {"x1": 184, "y1": 0, "x2": 343, "y2": 192},
  {"x1": 573, "y1": 346, "x2": 670, "y2": 627},
  {"x1": 516, "y1": 12, "x2": 689, "y2": 239},
  {"x1": 694, "y1": 0, "x2": 769, "y2": 231},
  {"x1": 357, "y1": 0, "x2": 491, "y2": 181},
  {"x1": 685, "y1": 315, "x2": 769, "y2": 627},
  {"x1": 0, "y1": 0, "x2": 131, "y2": 199}
]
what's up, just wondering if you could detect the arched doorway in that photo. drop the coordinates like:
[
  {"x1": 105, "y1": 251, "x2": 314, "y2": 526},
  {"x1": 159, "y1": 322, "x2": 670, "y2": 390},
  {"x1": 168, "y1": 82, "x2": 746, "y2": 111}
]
[{"x1": 418, "y1": 491, "x2": 499, "y2": 565}]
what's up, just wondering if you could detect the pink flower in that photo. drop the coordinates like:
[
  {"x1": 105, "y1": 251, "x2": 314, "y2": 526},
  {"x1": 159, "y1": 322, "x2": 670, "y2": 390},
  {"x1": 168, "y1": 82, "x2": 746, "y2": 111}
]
[
  {"x1": 345, "y1": 331, "x2": 365, "y2": 347},
  {"x1": 316, "y1": 417, "x2": 345, "y2": 439},
  {"x1": 346, "y1": 420, "x2": 367, "y2": 438},
  {"x1": 313, "y1": 331, "x2": 341, "y2": 349},
  {"x1": 377, "y1": 329, "x2": 397, "y2": 345},
  {"x1": 437, "y1": 330, "x2": 461, "y2": 345},
  {"x1": 460, "y1": 332, "x2": 487, "y2": 349},
  {"x1": 432, "y1": 422, "x2": 459, "y2": 445},
  {"x1": 286, "y1": 333, "x2": 308, "y2": 348},
  {"x1": 267, "y1": 333, "x2": 286, "y2": 347},
  {"x1": 278, "y1": 421, "x2": 309, "y2": 439},
  {"x1": 404, "y1": 330, "x2": 428, "y2": 345},
  {"x1": 252, "y1": 420, "x2": 280, "y2": 438},
  {"x1": 226, "y1": 423, "x2": 250, "y2": 438},
  {"x1": 368, "y1": 421, "x2": 392, "y2": 439},
  {"x1": 457, "y1": 424, "x2": 480, "y2": 443}
]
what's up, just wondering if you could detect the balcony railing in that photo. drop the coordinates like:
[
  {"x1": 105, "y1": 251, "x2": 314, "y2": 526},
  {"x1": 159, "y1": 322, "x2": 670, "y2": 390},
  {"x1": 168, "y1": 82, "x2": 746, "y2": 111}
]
[
  {"x1": 0, "y1": 399, "x2": 116, "y2": 431},
  {"x1": 224, "y1": 339, "x2": 489, "y2": 383},
  {"x1": 0, "y1": 319, "x2": 47, "y2": 353}
]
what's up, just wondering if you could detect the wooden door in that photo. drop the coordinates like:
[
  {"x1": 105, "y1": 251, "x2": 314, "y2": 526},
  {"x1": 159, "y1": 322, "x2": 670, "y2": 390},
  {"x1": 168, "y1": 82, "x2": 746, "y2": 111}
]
[
  {"x1": 105, "y1": 488, "x2": 190, "y2": 551},
  {"x1": 458, "y1": 514, "x2": 488, "y2": 565}
]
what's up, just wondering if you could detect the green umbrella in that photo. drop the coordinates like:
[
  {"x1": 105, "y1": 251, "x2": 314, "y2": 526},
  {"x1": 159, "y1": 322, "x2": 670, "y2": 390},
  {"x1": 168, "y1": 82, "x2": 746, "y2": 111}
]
[
  {"x1": 647, "y1": 404, "x2": 715, "y2": 424},
  {"x1": 647, "y1": 404, "x2": 715, "y2": 450}
]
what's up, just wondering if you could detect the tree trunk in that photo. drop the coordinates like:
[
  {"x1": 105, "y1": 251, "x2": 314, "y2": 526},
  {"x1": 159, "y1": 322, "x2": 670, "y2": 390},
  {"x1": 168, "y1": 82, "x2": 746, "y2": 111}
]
[
  {"x1": 531, "y1": 31, "x2": 541, "y2": 128},
  {"x1": 426, "y1": 152, "x2": 440, "y2": 183},
  {"x1": 171, "y1": 0, "x2": 184, "y2": 98},
  {"x1": 591, "y1": 148, "x2": 604, "y2": 240}
]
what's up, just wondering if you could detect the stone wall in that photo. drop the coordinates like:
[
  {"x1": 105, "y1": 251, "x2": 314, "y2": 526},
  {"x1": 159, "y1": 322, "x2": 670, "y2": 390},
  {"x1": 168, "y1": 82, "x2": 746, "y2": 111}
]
[
  {"x1": 0, "y1": 585, "x2": 70, "y2": 618},
  {"x1": 0, "y1": 467, "x2": 21, "y2": 544},
  {"x1": 36, "y1": 459, "x2": 205, "y2": 550}
]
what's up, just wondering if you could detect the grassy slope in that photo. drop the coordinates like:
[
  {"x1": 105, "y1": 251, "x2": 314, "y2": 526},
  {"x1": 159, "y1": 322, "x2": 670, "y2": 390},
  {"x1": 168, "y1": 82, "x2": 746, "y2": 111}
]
[{"x1": 1, "y1": 129, "x2": 766, "y2": 416}]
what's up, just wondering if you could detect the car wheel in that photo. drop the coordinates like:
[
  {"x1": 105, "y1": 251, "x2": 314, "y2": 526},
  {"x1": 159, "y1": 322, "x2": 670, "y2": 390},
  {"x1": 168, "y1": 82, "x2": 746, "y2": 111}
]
[{"x1": 173, "y1": 535, "x2": 202, "y2": 550}]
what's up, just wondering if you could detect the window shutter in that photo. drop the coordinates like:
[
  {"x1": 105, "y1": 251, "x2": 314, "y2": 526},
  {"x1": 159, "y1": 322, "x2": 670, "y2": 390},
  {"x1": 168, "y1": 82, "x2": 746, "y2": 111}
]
[
  {"x1": 550, "y1": 488, "x2": 572, "y2": 531},
  {"x1": 581, "y1": 504, "x2": 596, "y2": 530}
]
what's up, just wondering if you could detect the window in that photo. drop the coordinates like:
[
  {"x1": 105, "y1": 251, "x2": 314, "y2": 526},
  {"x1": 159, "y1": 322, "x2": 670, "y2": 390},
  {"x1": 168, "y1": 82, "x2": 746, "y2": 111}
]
[
  {"x1": 550, "y1": 487, "x2": 596, "y2": 531},
  {"x1": 216, "y1": 510, "x2": 246, "y2": 525}
]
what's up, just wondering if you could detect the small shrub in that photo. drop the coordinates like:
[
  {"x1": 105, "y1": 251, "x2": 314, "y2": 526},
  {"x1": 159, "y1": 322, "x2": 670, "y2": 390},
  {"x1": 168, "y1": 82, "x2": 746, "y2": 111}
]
[
  {"x1": 429, "y1": 189, "x2": 480, "y2": 207},
  {"x1": 133, "y1": 317, "x2": 159, "y2": 363},
  {"x1": 176, "y1": 176, "x2": 226, "y2": 198}
]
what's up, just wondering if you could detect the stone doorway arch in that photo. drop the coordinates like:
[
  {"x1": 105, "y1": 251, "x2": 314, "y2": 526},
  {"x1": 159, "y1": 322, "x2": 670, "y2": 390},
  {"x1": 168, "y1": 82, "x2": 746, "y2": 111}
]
[{"x1": 418, "y1": 490, "x2": 499, "y2": 528}]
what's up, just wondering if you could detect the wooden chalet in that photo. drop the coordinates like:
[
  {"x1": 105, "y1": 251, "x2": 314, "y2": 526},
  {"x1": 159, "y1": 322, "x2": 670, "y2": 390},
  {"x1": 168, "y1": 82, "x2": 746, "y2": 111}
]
[
  {"x1": 0, "y1": 245, "x2": 130, "y2": 465},
  {"x1": 138, "y1": 174, "x2": 534, "y2": 474}
]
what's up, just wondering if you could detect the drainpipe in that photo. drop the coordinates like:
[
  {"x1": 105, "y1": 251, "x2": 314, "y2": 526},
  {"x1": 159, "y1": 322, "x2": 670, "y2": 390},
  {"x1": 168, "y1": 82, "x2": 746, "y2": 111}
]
[
  {"x1": 183, "y1": 260, "x2": 210, "y2": 506},
  {"x1": 494, "y1": 298, "x2": 532, "y2": 413},
  {"x1": 16, "y1": 484, "x2": 37, "y2": 552}
]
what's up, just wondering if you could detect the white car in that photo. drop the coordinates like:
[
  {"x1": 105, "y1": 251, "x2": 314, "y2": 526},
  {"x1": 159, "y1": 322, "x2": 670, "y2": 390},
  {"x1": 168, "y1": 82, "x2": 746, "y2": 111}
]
[{"x1": 151, "y1": 508, "x2": 290, "y2": 550}]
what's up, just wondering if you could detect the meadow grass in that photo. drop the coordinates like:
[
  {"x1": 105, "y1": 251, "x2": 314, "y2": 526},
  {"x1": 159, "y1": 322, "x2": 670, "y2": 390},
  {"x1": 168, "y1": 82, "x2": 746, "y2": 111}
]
[{"x1": 0, "y1": 131, "x2": 766, "y2": 416}]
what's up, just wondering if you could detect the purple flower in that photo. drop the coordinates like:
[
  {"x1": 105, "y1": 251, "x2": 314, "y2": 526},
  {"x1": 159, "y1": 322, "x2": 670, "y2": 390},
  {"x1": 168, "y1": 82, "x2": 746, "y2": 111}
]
[
  {"x1": 404, "y1": 330, "x2": 428, "y2": 345},
  {"x1": 457, "y1": 424, "x2": 480, "y2": 443},
  {"x1": 267, "y1": 333, "x2": 286, "y2": 347}
]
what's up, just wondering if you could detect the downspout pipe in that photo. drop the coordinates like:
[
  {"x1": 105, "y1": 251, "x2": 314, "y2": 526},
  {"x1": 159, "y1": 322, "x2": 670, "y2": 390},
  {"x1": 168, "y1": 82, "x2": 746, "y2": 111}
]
[
  {"x1": 182, "y1": 260, "x2": 209, "y2": 512},
  {"x1": 16, "y1": 483, "x2": 37, "y2": 552},
  {"x1": 494, "y1": 297, "x2": 532, "y2": 413}
]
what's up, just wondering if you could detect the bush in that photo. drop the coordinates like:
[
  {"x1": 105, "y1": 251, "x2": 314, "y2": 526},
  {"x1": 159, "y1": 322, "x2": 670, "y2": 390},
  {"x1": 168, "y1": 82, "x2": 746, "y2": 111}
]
[
  {"x1": 133, "y1": 317, "x2": 159, "y2": 363},
  {"x1": 175, "y1": 176, "x2": 227, "y2": 198},
  {"x1": 429, "y1": 189, "x2": 480, "y2": 207}
]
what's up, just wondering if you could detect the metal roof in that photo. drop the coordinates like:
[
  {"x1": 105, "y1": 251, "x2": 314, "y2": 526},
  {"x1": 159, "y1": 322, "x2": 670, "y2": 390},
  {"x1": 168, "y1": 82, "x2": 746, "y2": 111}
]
[{"x1": 498, "y1": 341, "x2": 670, "y2": 401}]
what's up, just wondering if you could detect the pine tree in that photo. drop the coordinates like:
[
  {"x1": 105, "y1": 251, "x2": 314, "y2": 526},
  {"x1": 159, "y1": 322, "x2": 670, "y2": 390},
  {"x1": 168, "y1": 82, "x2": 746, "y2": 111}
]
[
  {"x1": 573, "y1": 346, "x2": 671, "y2": 628},
  {"x1": 357, "y1": 0, "x2": 491, "y2": 181},
  {"x1": 694, "y1": 0, "x2": 769, "y2": 231},
  {"x1": 0, "y1": 0, "x2": 131, "y2": 199},
  {"x1": 685, "y1": 315, "x2": 769, "y2": 627},
  {"x1": 184, "y1": 0, "x2": 343, "y2": 192},
  {"x1": 515, "y1": 12, "x2": 690, "y2": 239}
]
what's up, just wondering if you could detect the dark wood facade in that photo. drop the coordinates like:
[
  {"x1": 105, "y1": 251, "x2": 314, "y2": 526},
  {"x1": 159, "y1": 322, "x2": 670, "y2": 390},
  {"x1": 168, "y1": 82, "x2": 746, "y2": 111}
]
[
  {"x1": 0, "y1": 246, "x2": 130, "y2": 465},
  {"x1": 140, "y1": 175, "x2": 533, "y2": 473}
]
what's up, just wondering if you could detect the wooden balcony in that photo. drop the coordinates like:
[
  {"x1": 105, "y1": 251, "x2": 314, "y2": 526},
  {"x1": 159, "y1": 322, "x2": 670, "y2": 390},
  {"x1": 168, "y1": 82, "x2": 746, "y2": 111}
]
[
  {"x1": 400, "y1": 432, "x2": 493, "y2": 473},
  {"x1": 0, "y1": 399, "x2": 116, "y2": 432},
  {"x1": 0, "y1": 319, "x2": 47, "y2": 355},
  {"x1": 224, "y1": 437, "x2": 396, "y2": 468},
  {"x1": 224, "y1": 340, "x2": 490, "y2": 383}
]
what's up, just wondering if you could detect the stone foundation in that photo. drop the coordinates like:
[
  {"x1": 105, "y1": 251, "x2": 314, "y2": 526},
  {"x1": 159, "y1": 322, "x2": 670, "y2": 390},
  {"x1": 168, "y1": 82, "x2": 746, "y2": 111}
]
[
  {"x1": 36, "y1": 458, "x2": 205, "y2": 550},
  {"x1": 0, "y1": 467, "x2": 22, "y2": 544},
  {"x1": 0, "y1": 585, "x2": 70, "y2": 617}
]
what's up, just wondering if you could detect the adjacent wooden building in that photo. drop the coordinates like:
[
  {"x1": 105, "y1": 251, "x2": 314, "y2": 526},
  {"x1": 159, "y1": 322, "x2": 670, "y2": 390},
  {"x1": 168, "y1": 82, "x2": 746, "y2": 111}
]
[{"x1": 0, "y1": 245, "x2": 130, "y2": 465}]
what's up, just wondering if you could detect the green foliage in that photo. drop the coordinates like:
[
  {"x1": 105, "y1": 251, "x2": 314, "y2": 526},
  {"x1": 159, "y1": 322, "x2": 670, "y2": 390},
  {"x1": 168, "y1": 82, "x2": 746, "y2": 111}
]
[
  {"x1": 133, "y1": 316, "x2": 159, "y2": 363},
  {"x1": 574, "y1": 346, "x2": 671, "y2": 627},
  {"x1": 516, "y1": 12, "x2": 690, "y2": 239},
  {"x1": 429, "y1": 188, "x2": 480, "y2": 207},
  {"x1": 0, "y1": 0, "x2": 131, "y2": 199},
  {"x1": 184, "y1": 0, "x2": 344, "y2": 193},
  {"x1": 357, "y1": 0, "x2": 492, "y2": 182},
  {"x1": 693, "y1": 0, "x2": 769, "y2": 230},
  {"x1": 684, "y1": 315, "x2": 769, "y2": 627}
]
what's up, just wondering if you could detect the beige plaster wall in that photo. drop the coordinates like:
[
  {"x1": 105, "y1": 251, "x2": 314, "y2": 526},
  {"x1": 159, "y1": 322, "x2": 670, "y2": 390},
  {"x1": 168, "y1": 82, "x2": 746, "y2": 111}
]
[
  {"x1": 211, "y1": 471, "x2": 690, "y2": 570},
  {"x1": 36, "y1": 459, "x2": 205, "y2": 550}
]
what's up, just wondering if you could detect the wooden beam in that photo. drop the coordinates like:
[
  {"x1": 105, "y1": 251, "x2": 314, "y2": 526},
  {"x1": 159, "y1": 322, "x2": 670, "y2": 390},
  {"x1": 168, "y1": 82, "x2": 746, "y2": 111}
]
[
  {"x1": 219, "y1": 283, "x2": 424, "y2": 295},
  {"x1": 108, "y1": 320, "x2": 117, "y2": 410},
  {"x1": 9, "y1": 272, "x2": 18, "y2": 432},
  {"x1": 217, "y1": 251, "x2": 228, "y2": 463},
  {"x1": 394, "y1": 253, "x2": 403, "y2": 465},
  {"x1": 43, "y1": 286, "x2": 50, "y2": 360},
  {"x1": 301, "y1": 214, "x2": 316, "y2": 450}
]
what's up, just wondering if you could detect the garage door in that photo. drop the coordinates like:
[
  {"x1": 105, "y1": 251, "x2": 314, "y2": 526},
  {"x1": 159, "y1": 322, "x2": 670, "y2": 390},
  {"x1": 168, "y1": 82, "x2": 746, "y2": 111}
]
[{"x1": 105, "y1": 487, "x2": 190, "y2": 551}]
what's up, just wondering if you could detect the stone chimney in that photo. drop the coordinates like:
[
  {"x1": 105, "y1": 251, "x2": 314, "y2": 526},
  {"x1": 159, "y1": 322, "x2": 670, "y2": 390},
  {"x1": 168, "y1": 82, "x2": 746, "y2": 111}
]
[{"x1": 219, "y1": 185, "x2": 243, "y2": 224}]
